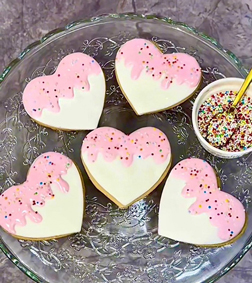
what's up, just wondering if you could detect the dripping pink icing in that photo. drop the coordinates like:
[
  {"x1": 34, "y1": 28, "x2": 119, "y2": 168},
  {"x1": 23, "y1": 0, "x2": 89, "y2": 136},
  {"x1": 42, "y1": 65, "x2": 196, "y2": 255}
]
[
  {"x1": 22, "y1": 52, "x2": 102, "y2": 117},
  {"x1": 171, "y1": 158, "x2": 245, "y2": 241},
  {"x1": 0, "y1": 152, "x2": 72, "y2": 234},
  {"x1": 82, "y1": 127, "x2": 171, "y2": 167},
  {"x1": 116, "y1": 38, "x2": 201, "y2": 89}
]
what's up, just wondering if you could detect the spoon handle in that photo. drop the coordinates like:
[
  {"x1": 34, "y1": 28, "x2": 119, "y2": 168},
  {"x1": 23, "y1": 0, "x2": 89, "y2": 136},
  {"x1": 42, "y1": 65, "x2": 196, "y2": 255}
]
[{"x1": 232, "y1": 69, "x2": 252, "y2": 107}]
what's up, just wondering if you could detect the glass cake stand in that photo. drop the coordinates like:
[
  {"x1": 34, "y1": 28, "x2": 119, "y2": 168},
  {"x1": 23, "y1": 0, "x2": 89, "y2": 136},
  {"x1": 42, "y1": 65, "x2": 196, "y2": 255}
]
[{"x1": 0, "y1": 14, "x2": 251, "y2": 283}]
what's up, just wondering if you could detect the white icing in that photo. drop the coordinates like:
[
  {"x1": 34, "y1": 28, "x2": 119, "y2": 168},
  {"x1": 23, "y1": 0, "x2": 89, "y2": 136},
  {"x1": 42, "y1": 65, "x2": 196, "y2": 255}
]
[
  {"x1": 115, "y1": 60, "x2": 196, "y2": 115},
  {"x1": 34, "y1": 74, "x2": 105, "y2": 130},
  {"x1": 82, "y1": 152, "x2": 171, "y2": 207},
  {"x1": 15, "y1": 165, "x2": 84, "y2": 239},
  {"x1": 158, "y1": 176, "x2": 222, "y2": 245}
]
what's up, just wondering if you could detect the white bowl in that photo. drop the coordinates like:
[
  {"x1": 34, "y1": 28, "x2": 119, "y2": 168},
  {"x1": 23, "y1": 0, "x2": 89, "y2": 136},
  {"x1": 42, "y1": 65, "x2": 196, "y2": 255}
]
[{"x1": 192, "y1": 77, "x2": 252, "y2": 159}]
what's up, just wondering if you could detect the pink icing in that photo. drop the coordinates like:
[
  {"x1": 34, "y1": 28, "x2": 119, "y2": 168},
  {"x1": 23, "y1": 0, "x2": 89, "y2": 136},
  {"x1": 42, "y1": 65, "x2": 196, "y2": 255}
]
[
  {"x1": 82, "y1": 127, "x2": 171, "y2": 167},
  {"x1": 116, "y1": 38, "x2": 201, "y2": 89},
  {"x1": 171, "y1": 158, "x2": 246, "y2": 241},
  {"x1": 0, "y1": 152, "x2": 72, "y2": 234},
  {"x1": 22, "y1": 52, "x2": 102, "y2": 117}
]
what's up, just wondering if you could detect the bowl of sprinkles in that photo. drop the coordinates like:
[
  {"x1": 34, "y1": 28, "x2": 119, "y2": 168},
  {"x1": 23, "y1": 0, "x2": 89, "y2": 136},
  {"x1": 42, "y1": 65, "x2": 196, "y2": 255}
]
[{"x1": 192, "y1": 77, "x2": 252, "y2": 159}]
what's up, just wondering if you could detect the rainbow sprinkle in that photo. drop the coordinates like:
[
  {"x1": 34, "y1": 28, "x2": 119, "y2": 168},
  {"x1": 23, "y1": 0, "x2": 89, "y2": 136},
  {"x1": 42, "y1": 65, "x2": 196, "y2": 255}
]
[{"x1": 198, "y1": 91, "x2": 252, "y2": 152}]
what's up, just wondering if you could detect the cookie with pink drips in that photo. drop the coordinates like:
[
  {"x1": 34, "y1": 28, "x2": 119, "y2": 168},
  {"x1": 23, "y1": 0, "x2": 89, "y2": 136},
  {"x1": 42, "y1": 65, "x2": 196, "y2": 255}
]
[
  {"x1": 0, "y1": 152, "x2": 85, "y2": 240},
  {"x1": 22, "y1": 52, "x2": 105, "y2": 131},
  {"x1": 159, "y1": 158, "x2": 246, "y2": 246},
  {"x1": 115, "y1": 38, "x2": 202, "y2": 115},
  {"x1": 81, "y1": 126, "x2": 172, "y2": 208}
]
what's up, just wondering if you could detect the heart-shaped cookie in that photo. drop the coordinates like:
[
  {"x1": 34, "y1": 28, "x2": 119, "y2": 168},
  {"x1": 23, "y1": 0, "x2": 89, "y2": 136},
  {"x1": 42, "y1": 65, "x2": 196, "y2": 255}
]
[
  {"x1": 158, "y1": 158, "x2": 246, "y2": 246},
  {"x1": 0, "y1": 152, "x2": 84, "y2": 240},
  {"x1": 115, "y1": 38, "x2": 202, "y2": 115},
  {"x1": 23, "y1": 52, "x2": 105, "y2": 131},
  {"x1": 81, "y1": 127, "x2": 172, "y2": 208}
]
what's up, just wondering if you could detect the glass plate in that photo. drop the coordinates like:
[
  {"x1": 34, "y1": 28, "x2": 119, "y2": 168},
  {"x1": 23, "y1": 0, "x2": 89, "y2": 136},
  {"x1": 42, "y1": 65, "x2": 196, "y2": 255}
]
[{"x1": 0, "y1": 14, "x2": 251, "y2": 283}]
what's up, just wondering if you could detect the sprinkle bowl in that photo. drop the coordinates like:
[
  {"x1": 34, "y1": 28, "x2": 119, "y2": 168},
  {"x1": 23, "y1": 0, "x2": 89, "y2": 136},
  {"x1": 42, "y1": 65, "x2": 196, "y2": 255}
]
[{"x1": 192, "y1": 77, "x2": 252, "y2": 159}]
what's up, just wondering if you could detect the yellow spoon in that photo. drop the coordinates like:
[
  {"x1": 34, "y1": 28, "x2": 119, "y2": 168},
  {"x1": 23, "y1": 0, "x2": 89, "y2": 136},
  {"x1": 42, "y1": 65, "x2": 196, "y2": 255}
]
[{"x1": 230, "y1": 69, "x2": 252, "y2": 111}]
